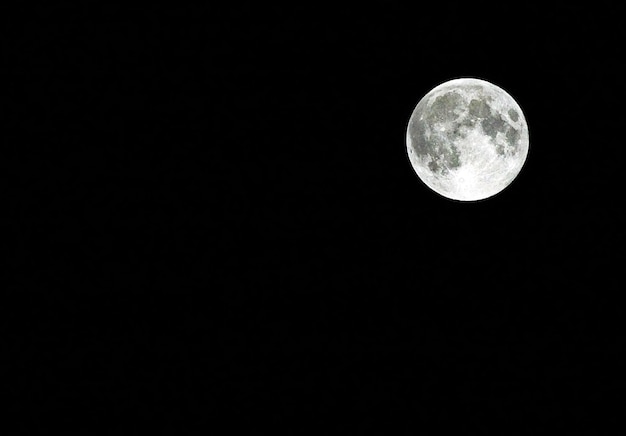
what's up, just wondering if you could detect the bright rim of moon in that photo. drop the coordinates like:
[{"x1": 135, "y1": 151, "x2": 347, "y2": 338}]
[{"x1": 406, "y1": 78, "x2": 529, "y2": 201}]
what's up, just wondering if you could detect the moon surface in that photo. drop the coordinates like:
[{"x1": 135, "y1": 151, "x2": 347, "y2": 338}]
[{"x1": 406, "y1": 78, "x2": 529, "y2": 201}]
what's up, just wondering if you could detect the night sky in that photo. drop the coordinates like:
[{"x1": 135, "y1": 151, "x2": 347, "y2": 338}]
[{"x1": 6, "y1": 4, "x2": 625, "y2": 433}]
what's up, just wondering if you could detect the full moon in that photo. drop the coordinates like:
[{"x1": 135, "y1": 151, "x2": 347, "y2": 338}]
[{"x1": 406, "y1": 78, "x2": 529, "y2": 201}]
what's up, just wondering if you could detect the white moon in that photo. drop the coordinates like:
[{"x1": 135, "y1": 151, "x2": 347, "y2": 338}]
[{"x1": 406, "y1": 78, "x2": 529, "y2": 201}]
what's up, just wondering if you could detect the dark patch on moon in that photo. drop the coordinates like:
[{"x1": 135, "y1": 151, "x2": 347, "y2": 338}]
[
  {"x1": 459, "y1": 117, "x2": 476, "y2": 130},
  {"x1": 449, "y1": 126, "x2": 463, "y2": 141},
  {"x1": 427, "y1": 91, "x2": 463, "y2": 123},
  {"x1": 481, "y1": 115, "x2": 508, "y2": 140},
  {"x1": 446, "y1": 144, "x2": 461, "y2": 168},
  {"x1": 468, "y1": 98, "x2": 492, "y2": 118},
  {"x1": 428, "y1": 159, "x2": 440, "y2": 173},
  {"x1": 506, "y1": 126, "x2": 521, "y2": 147},
  {"x1": 425, "y1": 144, "x2": 460, "y2": 176},
  {"x1": 431, "y1": 138, "x2": 461, "y2": 174},
  {"x1": 508, "y1": 108, "x2": 519, "y2": 122},
  {"x1": 409, "y1": 124, "x2": 461, "y2": 176},
  {"x1": 408, "y1": 102, "x2": 429, "y2": 158}
]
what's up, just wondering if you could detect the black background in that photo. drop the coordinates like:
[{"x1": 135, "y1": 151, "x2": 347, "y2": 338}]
[{"x1": 5, "y1": 3, "x2": 626, "y2": 433}]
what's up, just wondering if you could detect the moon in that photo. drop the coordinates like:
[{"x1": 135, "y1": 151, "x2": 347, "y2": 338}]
[{"x1": 406, "y1": 78, "x2": 529, "y2": 201}]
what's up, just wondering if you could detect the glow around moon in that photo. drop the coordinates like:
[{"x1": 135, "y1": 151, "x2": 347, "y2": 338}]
[{"x1": 406, "y1": 78, "x2": 529, "y2": 201}]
